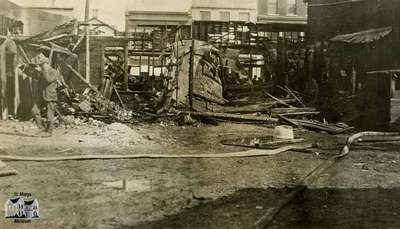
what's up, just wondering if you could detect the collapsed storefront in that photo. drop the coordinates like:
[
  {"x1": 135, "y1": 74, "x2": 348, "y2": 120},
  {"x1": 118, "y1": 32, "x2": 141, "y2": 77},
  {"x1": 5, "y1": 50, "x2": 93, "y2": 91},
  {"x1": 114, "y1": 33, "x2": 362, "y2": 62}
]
[{"x1": 0, "y1": 16, "x2": 353, "y2": 135}]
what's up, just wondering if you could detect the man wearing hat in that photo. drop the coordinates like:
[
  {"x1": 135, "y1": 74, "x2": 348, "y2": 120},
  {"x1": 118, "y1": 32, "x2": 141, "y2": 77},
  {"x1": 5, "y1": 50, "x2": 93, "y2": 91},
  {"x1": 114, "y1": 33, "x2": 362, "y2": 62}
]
[{"x1": 31, "y1": 53, "x2": 62, "y2": 135}]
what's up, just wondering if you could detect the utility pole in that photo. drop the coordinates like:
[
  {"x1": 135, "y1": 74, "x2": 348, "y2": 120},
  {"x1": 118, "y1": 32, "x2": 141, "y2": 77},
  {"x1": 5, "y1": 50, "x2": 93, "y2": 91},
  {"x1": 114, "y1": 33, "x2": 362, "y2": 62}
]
[{"x1": 85, "y1": 0, "x2": 90, "y2": 82}]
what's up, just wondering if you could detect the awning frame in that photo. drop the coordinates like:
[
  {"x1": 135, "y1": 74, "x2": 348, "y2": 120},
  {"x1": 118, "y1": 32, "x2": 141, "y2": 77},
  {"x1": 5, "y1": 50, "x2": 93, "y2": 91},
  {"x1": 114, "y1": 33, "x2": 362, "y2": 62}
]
[{"x1": 330, "y1": 26, "x2": 392, "y2": 44}]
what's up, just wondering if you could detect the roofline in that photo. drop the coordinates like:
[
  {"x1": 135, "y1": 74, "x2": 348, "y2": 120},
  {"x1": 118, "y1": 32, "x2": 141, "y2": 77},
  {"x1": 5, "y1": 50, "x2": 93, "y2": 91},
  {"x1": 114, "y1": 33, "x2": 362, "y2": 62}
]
[
  {"x1": 126, "y1": 11, "x2": 191, "y2": 15},
  {"x1": 82, "y1": 17, "x2": 118, "y2": 32},
  {"x1": 27, "y1": 7, "x2": 74, "y2": 11},
  {"x1": 191, "y1": 6, "x2": 256, "y2": 10},
  {"x1": 308, "y1": 0, "x2": 364, "y2": 7}
]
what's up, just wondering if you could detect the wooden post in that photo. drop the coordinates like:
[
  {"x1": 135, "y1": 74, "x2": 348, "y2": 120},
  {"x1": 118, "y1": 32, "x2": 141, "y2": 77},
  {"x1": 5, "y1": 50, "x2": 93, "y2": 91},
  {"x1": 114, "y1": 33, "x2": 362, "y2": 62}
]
[
  {"x1": 124, "y1": 45, "x2": 129, "y2": 91},
  {"x1": 175, "y1": 27, "x2": 179, "y2": 107},
  {"x1": 189, "y1": 39, "x2": 195, "y2": 110},
  {"x1": 351, "y1": 65, "x2": 357, "y2": 95},
  {"x1": 276, "y1": 37, "x2": 287, "y2": 91},
  {"x1": 49, "y1": 44, "x2": 54, "y2": 66},
  {"x1": 85, "y1": 0, "x2": 91, "y2": 82}
]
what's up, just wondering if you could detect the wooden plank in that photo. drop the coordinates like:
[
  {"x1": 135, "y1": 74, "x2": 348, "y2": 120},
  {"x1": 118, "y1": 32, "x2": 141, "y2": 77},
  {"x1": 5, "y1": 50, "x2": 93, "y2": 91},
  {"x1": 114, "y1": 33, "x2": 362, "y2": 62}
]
[
  {"x1": 275, "y1": 111, "x2": 320, "y2": 116},
  {"x1": 286, "y1": 118, "x2": 354, "y2": 134},
  {"x1": 17, "y1": 45, "x2": 30, "y2": 64},
  {"x1": 214, "y1": 100, "x2": 297, "y2": 114},
  {"x1": 113, "y1": 86, "x2": 126, "y2": 109},
  {"x1": 184, "y1": 111, "x2": 278, "y2": 123},
  {"x1": 40, "y1": 33, "x2": 70, "y2": 42},
  {"x1": 265, "y1": 92, "x2": 295, "y2": 108},
  {"x1": 28, "y1": 44, "x2": 77, "y2": 58},
  {"x1": 277, "y1": 85, "x2": 306, "y2": 107},
  {"x1": 63, "y1": 62, "x2": 98, "y2": 92},
  {"x1": 193, "y1": 92, "x2": 228, "y2": 105},
  {"x1": 271, "y1": 107, "x2": 317, "y2": 114},
  {"x1": 72, "y1": 35, "x2": 85, "y2": 52}
]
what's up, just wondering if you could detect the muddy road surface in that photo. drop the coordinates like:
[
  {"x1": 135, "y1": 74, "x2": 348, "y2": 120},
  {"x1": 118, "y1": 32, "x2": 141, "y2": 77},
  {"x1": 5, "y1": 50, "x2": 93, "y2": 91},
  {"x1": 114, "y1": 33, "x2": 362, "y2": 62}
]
[{"x1": 1, "y1": 121, "x2": 400, "y2": 228}]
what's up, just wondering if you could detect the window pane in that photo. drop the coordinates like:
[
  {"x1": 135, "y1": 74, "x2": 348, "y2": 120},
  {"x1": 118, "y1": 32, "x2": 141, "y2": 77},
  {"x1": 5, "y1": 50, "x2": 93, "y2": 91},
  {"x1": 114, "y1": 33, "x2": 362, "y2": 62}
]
[
  {"x1": 239, "y1": 12, "x2": 250, "y2": 22},
  {"x1": 200, "y1": 11, "x2": 211, "y2": 21},
  {"x1": 288, "y1": 0, "x2": 297, "y2": 15},
  {"x1": 220, "y1": 11, "x2": 230, "y2": 21},
  {"x1": 268, "y1": 0, "x2": 278, "y2": 15}
]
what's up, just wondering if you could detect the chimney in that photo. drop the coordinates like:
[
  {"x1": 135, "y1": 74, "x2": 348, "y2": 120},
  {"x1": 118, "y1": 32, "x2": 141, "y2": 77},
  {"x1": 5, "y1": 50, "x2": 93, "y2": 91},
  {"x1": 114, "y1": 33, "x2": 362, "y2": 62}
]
[
  {"x1": 92, "y1": 9, "x2": 99, "y2": 18},
  {"x1": 51, "y1": 0, "x2": 56, "y2": 7}
]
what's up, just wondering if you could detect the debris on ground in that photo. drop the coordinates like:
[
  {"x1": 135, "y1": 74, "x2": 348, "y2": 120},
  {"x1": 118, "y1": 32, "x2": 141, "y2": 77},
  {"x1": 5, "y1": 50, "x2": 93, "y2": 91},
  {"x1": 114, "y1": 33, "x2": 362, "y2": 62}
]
[
  {"x1": 7, "y1": 19, "x2": 356, "y2": 135},
  {"x1": 99, "y1": 123, "x2": 147, "y2": 147}
]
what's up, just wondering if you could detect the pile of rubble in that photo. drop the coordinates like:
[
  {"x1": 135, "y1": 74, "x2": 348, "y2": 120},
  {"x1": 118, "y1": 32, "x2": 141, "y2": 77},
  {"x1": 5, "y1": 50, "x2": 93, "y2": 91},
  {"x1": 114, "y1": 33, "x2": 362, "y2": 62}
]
[
  {"x1": 11, "y1": 19, "x2": 354, "y2": 135},
  {"x1": 58, "y1": 116, "x2": 146, "y2": 146}
]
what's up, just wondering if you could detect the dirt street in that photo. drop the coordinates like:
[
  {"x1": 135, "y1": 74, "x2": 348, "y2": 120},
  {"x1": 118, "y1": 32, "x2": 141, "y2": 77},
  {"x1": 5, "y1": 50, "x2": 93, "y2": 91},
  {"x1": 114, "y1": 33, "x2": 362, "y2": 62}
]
[{"x1": 1, "y1": 120, "x2": 400, "y2": 228}]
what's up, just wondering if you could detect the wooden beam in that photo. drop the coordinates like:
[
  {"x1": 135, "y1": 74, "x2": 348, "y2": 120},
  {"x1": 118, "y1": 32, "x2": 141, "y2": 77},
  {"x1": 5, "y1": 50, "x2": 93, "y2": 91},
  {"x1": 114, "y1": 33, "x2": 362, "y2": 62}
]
[
  {"x1": 63, "y1": 62, "x2": 97, "y2": 92},
  {"x1": 184, "y1": 111, "x2": 278, "y2": 123},
  {"x1": 72, "y1": 35, "x2": 85, "y2": 52},
  {"x1": 265, "y1": 92, "x2": 295, "y2": 108},
  {"x1": 113, "y1": 86, "x2": 126, "y2": 109},
  {"x1": 40, "y1": 33, "x2": 70, "y2": 42},
  {"x1": 28, "y1": 44, "x2": 77, "y2": 58},
  {"x1": 17, "y1": 45, "x2": 30, "y2": 64},
  {"x1": 277, "y1": 85, "x2": 306, "y2": 108}
]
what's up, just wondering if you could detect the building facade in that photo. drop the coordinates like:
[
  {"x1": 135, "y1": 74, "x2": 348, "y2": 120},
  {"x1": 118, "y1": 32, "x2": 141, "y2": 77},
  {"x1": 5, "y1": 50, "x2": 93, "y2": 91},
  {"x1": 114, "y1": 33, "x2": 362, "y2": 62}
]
[
  {"x1": 125, "y1": 0, "x2": 192, "y2": 31},
  {"x1": 125, "y1": 11, "x2": 192, "y2": 31},
  {"x1": 191, "y1": 0, "x2": 257, "y2": 22},
  {"x1": 257, "y1": 0, "x2": 308, "y2": 32}
]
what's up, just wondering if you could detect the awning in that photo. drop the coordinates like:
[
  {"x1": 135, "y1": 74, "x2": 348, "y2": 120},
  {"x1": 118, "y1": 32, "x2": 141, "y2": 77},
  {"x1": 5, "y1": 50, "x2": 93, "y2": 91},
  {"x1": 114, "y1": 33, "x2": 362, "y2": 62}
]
[{"x1": 330, "y1": 27, "x2": 392, "y2": 44}]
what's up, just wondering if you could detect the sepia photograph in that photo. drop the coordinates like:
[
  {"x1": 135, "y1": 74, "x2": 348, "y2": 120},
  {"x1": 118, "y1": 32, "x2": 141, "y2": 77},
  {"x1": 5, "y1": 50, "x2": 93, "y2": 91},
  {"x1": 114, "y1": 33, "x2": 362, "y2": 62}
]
[{"x1": 0, "y1": 0, "x2": 400, "y2": 228}]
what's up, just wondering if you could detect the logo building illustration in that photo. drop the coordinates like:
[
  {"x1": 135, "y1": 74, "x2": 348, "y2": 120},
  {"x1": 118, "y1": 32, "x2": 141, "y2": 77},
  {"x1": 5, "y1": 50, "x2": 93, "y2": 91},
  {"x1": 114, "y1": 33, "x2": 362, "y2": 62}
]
[{"x1": 5, "y1": 197, "x2": 39, "y2": 219}]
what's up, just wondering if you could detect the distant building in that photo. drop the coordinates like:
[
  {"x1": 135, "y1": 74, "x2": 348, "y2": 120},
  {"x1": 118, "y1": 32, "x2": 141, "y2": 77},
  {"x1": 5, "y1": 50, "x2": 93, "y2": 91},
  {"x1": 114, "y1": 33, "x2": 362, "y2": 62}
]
[
  {"x1": 125, "y1": 0, "x2": 192, "y2": 32},
  {"x1": 125, "y1": 11, "x2": 192, "y2": 31},
  {"x1": 79, "y1": 17, "x2": 118, "y2": 36},
  {"x1": 191, "y1": 0, "x2": 258, "y2": 22},
  {"x1": 257, "y1": 0, "x2": 308, "y2": 37},
  {"x1": 0, "y1": 0, "x2": 72, "y2": 36}
]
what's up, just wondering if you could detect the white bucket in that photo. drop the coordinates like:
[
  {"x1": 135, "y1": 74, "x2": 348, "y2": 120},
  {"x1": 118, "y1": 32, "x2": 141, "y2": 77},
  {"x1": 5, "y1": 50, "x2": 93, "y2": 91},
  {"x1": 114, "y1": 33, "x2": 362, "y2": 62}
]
[{"x1": 273, "y1": 125, "x2": 294, "y2": 140}]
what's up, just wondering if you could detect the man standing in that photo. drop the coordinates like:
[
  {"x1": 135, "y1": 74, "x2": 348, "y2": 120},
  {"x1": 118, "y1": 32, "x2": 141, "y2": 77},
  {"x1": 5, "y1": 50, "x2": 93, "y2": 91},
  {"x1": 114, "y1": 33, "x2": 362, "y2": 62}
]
[{"x1": 31, "y1": 54, "x2": 62, "y2": 135}]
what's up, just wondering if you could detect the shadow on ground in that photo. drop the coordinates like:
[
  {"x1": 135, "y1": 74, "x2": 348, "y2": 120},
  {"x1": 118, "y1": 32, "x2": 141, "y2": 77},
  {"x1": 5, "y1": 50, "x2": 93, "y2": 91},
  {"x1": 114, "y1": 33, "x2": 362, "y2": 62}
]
[{"x1": 117, "y1": 187, "x2": 400, "y2": 229}]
